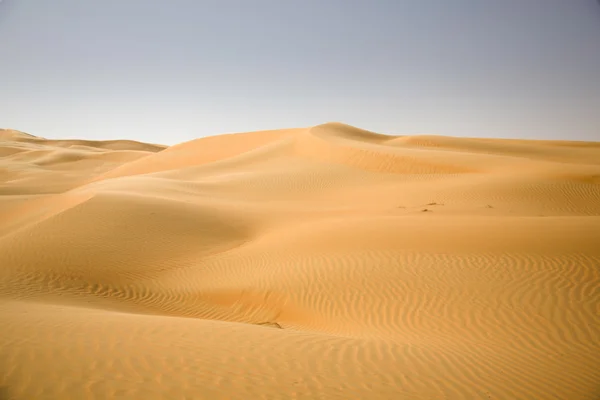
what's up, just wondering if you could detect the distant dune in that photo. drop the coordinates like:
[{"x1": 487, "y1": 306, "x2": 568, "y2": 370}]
[{"x1": 1, "y1": 123, "x2": 599, "y2": 399}]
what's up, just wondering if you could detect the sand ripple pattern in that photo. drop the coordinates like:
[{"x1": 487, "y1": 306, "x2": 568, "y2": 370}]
[{"x1": 1, "y1": 124, "x2": 599, "y2": 399}]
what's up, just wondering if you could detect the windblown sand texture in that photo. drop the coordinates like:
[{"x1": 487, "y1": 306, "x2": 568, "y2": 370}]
[{"x1": 1, "y1": 123, "x2": 599, "y2": 399}]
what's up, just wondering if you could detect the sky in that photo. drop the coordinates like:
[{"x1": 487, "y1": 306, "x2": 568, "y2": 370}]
[{"x1": 1, "y1": 0, "x2": 599, "y2": 144}]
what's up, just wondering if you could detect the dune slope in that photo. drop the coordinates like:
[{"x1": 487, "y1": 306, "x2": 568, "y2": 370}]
[{"x1": 1, "y1": 123, "x2": 599, "y2": 399}]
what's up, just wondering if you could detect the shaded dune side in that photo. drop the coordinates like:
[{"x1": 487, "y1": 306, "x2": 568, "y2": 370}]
[
  {"x1": 0, "y1": 191, "x2": 253, "y2": 279},
  {"x1": 0, "y1": 145, "x2": 29, "y2": 157}
]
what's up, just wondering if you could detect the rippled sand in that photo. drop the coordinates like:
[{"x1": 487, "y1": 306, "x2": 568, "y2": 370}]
[{"x1": 1, "y1": 123, "x2": 599, "y2": 399}]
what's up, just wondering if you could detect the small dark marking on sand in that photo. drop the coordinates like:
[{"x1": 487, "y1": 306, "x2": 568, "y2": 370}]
[{"x1": 257, "y1": 322, "x2": 283, "y2": 329}]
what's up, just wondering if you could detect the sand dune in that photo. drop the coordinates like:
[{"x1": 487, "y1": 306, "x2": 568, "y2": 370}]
[{"x1": 1, "y1": 123, "x2": 599, "y2": 399}]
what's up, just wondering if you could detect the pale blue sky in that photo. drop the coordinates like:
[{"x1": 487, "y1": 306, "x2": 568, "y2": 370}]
[{"x1": 1, "y1": 0, "x2": 599, "y2": 144}]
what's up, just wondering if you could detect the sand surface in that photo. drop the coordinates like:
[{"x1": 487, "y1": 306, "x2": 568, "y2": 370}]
[{"x1": 1, "y1": 123, "x2": 599, "y2": 399}]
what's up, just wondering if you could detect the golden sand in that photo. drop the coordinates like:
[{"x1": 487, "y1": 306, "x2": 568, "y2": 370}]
[{"x1": 1, "y1": 123, "x2": 599, "y2": 399}]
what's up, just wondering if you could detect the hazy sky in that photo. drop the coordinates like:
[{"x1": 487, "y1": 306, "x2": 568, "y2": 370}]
[{"x1": 1, "y1": 0, "x2": 599, "y2": 144}]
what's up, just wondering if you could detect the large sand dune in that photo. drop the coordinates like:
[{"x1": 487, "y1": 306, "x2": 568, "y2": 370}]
[{"x1": 1, "y1": 123, "x2": 599, "y2": 399}]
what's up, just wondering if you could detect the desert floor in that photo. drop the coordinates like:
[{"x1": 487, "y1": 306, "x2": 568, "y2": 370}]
[{"x1": 1, "y1": 123, "x2": 599, "y2": 399}]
